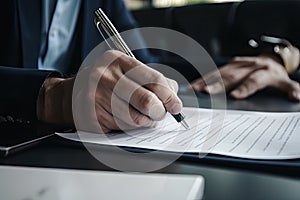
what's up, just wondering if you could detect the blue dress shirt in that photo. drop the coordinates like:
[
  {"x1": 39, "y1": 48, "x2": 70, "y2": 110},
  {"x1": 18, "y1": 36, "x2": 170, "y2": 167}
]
[{"x1": 38, "y1": 0, "x2": 81, "y2": 71}]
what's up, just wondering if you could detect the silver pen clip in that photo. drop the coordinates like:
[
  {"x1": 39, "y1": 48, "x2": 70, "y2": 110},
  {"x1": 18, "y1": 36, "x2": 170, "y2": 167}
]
[{"x1": 94, "y1": 8, "x2": 135, "y2": 58}]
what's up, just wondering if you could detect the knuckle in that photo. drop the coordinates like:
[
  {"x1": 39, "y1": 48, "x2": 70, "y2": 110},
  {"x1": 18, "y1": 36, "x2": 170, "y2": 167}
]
[
  {"x1": 103, "y1": 50, "x2": 118, "y2": 58},
  {"x1": 167, "y1": 78, "x2": 178, "y2": 92},
  {"x1": 247, "y1": 77, "x2": 260, "y2": 88},
  {"x1": 150, "y1": 71, "x2": 165, "y2": 84},
  {"x1": 94, "y1": 66, "x2": 105, "y2": 74},
  {"x1": 163, "y1": 92, "x2": 176, "y2": 105},
  {"x1": 116, "y1": 54, "x2": 128, "y2": 63},
  {"x1": 171, "y1": 79, "x2": 179, "y2": 91},
  {"x1": 89, "y1": 67, "x2": 103, "y2": 80},
  {"x1": 264, "y1": 59, "x2": 276, "y2": 70},
  {"x1": 116, "y1": 54, "x2": 139, "y2": 69},
  {"x1": 139, "y1": 92, "x2": 156, "y2": 112},
  {"x1": 221, "y1": 74, "x2": 237, "y2": 87},
  {"x1": 98, "y1": 69, "x2": 119, "y2": 88},
  {"x1": 103, "y1": 50, "x2": 125, "y2": 67},
  {"x1": 226, "y1": 73, "x2": 238, "y2": 81},
  {"x1": 99, "y1": 72, "x2": 114, "y2": 86},
  {"x1": 88, "y1": 68, "x2": 107, "y2": 88},
  {"x1": 96, "y1": 114, "x2": 111, "y2": 133}
]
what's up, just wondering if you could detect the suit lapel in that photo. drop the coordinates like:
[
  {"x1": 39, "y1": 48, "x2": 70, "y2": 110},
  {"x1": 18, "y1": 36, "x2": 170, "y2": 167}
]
[
  {"x1": 17, "y1": 0, "x2": 41, "y2": 68},
  {"x1": 80, "y1": 0, "x2": 105, "y2": 61}
]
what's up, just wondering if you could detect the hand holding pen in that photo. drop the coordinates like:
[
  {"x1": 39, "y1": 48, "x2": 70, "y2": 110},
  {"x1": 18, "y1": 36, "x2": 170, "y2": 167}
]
[{"x1": 93, "y1": 8, "x2": 189, "y2": 130}]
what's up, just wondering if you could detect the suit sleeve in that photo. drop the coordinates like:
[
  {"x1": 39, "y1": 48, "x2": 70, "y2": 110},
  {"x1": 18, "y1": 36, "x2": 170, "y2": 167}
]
[{"x1": 0, "y1": 66, "x2": 61, "y2": 121}]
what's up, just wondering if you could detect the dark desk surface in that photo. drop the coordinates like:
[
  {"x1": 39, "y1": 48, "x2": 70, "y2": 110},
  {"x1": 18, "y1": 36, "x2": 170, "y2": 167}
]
[{"x1": 1, "y1": 89, "x2": 300, "y2": 200}]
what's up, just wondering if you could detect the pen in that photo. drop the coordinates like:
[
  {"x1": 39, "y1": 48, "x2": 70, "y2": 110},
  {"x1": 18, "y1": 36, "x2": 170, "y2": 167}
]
[{"x1": 94, "y1": 8, "x2": 190, "y2": 130}]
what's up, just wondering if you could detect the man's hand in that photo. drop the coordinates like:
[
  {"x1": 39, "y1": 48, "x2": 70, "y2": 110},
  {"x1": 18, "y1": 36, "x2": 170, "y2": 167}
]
[
  {"x1": 191, "y1": 55, "x2": 300, "y2": 102},
  {"x1": 37, "y1": 50, "x2": 182, "y2": 133}
]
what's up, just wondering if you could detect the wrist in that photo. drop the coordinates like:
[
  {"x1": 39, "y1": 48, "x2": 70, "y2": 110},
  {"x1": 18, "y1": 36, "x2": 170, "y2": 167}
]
[
  {"x1": 274, "y1": 45, "x2": 300, "y2": 74},
  {"x1": 37, "y1": 77, "x2": 74, "y2": 126},
  {"x1": 250, "y1": 36, "x2": 300, "y2": 75}
]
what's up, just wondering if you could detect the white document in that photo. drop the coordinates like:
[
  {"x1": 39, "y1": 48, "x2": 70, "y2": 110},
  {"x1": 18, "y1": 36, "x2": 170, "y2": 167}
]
[{"x1": 57, "y1": 108, "x2": 300, "y2": 160}]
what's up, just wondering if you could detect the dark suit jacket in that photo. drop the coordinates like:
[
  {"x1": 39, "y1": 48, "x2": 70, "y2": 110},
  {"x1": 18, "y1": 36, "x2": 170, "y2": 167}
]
[{"x1": 0, "y1": 0, "x2": 152, "y2": 121}]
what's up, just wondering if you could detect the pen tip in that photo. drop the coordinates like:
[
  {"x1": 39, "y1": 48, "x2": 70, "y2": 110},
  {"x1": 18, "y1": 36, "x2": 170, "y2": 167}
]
[{"x1": 180, "y1": 119, "x2": 190, "y2": 130}]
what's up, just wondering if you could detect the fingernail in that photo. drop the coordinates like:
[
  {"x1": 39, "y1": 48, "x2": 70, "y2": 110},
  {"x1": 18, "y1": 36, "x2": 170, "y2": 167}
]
[
  {"x1": 203, "y1": 86, "x2": 210, "y2": 93},
  {"x1": 231, "y1": 89, "x2": 243, "y2": 98},
  {"x1": 190, "y1": 85, "x2": 198, "y2": 91},
  {"x1": 292, "y1": 91, "x2": 300, "y2": 101},
  {"x1": 170, "y1": 103, "x2": 181, "y2": 114},
  {"x1": 205, "y1": 85, "x2": 217, "y2": 94},
  {"x1": 206, "y1": 85, "x2": 215, "y2": 91}
]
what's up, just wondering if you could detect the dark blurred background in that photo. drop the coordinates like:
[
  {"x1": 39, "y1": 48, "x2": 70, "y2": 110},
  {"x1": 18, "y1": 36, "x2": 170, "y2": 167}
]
[{"x1": 125, "y1": 0, "x2": 300, "y2": 82}]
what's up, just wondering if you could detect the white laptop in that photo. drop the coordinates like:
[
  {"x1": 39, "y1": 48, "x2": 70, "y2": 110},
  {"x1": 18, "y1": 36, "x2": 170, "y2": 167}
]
[{"x1": 0, "y1": 166, "x2": 204, "y2": 200}]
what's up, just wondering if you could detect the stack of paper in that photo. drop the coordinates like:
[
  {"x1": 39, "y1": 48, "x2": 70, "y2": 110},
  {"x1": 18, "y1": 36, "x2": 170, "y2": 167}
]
[{"x1": 57, "y1": 108, "x2": 300, "y2": 160}]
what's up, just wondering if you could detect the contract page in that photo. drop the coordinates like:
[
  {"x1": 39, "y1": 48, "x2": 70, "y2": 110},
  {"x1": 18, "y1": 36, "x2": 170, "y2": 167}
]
[{"x1": 57, "y1": 108, "x2": 300, "y2": 160}]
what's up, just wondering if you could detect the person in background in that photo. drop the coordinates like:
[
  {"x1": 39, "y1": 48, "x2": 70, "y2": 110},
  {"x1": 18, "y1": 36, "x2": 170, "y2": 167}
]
[{"x1": 191, "y1": 39, "x2": 300, "y2": 102}]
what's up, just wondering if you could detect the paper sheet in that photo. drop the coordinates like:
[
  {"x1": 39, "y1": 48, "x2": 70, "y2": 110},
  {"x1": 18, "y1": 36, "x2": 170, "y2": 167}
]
[{"x1": 56, "y1": 108, "x2": 300, "y2": 160}]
